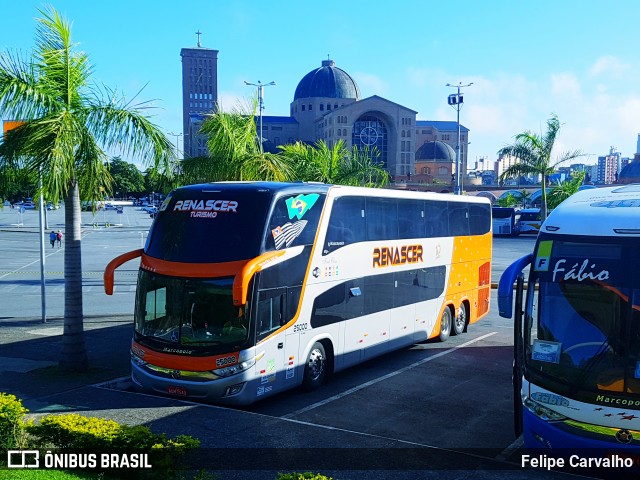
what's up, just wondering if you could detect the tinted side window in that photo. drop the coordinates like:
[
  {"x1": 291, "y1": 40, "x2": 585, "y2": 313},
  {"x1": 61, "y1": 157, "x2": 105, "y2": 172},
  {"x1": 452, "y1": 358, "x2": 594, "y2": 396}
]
[
  {"x1": 448, "y1": 202, "x2": 469, "y2": 236},
  {"x1": 324, "y1": 196, "x2": 366, "y2": 255},
  {"x1": 366, "y1": 198, "x2": 398, "y2": 241},
  {"x1": 424, "y1": 200, "x2": 449, "y2": 237},
  {"x1": 469, "y1": 203, "x2": 491, "y2": 235},
  {"x1": 398, "y1": 199, "x2": 426, "y2": 239}
]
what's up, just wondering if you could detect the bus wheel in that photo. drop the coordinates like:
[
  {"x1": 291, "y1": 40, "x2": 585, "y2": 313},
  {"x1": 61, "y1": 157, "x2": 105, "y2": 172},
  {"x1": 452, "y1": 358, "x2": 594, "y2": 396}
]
[
  {"x1": 302, "y1": 342, "x2": 328, "y2": 391},
  {"x1": 453, "y1": 302, "x2": 467, "y2": 336},
  {"x1": 438, "y1": 308, "x2": 452, "y2": 342}
]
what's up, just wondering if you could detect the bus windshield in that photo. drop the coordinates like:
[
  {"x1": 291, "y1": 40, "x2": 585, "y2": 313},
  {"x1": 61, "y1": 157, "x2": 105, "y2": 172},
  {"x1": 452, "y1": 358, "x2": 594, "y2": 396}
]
[
  {"x1": 145, "y1": 189, "x2": 272, "y2": 263},
  {"x1": 134, "y1": 271, "x2": 251, "y2": 352},
  {"x1": 526, "y1": 236, "x2": 640, "y2": 397}
]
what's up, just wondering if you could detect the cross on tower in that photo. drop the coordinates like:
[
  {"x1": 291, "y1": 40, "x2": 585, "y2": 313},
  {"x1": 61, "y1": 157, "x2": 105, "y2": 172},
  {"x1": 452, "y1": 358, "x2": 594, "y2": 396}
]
[{"x1": 195, "y1": 30, "x2": 202, "y2": 47}]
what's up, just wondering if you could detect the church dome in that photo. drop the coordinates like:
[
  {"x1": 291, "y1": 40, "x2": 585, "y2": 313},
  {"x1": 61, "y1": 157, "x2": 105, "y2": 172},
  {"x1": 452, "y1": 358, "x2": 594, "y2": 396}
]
[
  {"x1": 294, "y1": 59, "x2": 360, "y2": 101},
  {"x1": 416, "y1": 141, "x2": 455, "y2": 162},
  {"x1": 618, "y1": 157, "x2": 640, "y2": 184}
]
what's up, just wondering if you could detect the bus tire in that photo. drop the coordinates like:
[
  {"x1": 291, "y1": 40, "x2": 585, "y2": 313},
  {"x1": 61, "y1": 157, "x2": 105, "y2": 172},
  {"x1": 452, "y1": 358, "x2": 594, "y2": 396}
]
[
  {"x1": 452, "y1": 302, "x2": 468, "y2": 336},
  {"x1": 302, "y1": 342, "x2": 328, "y2": 391},
  {"x1": 438, "y1": 307, "x2": 452, "y2": 342}
]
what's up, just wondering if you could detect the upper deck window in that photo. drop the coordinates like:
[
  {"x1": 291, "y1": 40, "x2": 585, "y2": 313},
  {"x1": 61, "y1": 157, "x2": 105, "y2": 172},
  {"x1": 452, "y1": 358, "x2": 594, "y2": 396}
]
[{"x1": 145, "y1": 190, "x2": 272, "y2": 263}]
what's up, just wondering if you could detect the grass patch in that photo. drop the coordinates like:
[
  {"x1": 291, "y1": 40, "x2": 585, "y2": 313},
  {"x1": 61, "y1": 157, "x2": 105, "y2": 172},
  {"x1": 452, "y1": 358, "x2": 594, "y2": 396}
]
[{"x1": 0, "y1": 470, "x2": 99, "y2": 480}]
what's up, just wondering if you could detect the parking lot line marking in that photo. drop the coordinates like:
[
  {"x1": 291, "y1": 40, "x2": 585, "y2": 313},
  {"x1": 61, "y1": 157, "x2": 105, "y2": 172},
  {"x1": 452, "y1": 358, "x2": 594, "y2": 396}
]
[
  {"x1": 281, "y1": 332, "x2": 497, "y2": 419},
  {"x1": 495, "y1": 436, "x2": 523, "y2": 461},
  {"x1": 0, "y1": 249, "x2": 62, "y2": 280}
]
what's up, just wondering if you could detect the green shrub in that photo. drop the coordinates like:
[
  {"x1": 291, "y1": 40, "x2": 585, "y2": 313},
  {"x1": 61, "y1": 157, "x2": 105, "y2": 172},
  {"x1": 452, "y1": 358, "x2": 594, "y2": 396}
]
[
  {"x1": 27, "y1": 412, "x2": 200, "y2": 478},
  {"x1": 29, "y1": 413, "x2": 201, "y2": 453},
  {"x1": 0, "y1": 392, "x2": 29, "y2": 450},
  {"x1": 277, "y1": 473, "x2": 333, "y2": 480},
  {"x1": 29, "y1": 413, "x2": 122, "y2": 449}
]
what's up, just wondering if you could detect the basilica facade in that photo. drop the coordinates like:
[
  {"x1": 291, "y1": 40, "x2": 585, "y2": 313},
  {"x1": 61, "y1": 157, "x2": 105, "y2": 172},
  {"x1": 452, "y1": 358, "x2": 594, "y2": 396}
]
[{"x1": 182, "y1": 49, "x2": 469, "y2": 181}]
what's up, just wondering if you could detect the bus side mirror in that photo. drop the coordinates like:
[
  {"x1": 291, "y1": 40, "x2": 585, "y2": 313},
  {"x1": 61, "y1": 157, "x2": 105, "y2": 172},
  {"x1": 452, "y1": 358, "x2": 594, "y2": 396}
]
[
  {"x1": 103, "y1": 248, "x2": 144, "y2": 295},
  {"x1": 232, "y1": 250, "x2": 286, "y2": 306},
  {"x1": 497, "y1": 254, "x2": 532, "y2": 318}
]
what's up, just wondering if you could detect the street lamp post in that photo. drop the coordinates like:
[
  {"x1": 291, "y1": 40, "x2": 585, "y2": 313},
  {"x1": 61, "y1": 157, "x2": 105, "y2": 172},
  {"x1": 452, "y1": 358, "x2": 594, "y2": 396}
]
[
  {"x1": 446, "y1": 82, "x2": 473, "y2": 195},
  {"x1": 244, "y1": 80, "x2": 275, "y2": 154},
  {"x1": 168, "y1": 132, "x2": 183, "y2": 159}
]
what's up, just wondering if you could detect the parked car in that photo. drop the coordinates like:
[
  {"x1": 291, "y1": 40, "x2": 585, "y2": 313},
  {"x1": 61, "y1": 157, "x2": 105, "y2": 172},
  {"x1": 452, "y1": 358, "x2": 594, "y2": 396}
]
[
  {"x1": 104, "y1": 203, "x2": 117, "y2": 210},
  {"x1": 22, "y1": 202, "x2": 35, "y2": 209},
  {"x1": 2, "y1": 200, "x2": 10, "y2": 207}
]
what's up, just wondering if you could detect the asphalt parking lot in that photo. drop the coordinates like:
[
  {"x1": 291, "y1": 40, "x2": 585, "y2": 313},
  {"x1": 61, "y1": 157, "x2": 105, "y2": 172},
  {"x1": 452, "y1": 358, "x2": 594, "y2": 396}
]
[{"x1": 1, "y1": 208, "x2": 584, "y2": 479}]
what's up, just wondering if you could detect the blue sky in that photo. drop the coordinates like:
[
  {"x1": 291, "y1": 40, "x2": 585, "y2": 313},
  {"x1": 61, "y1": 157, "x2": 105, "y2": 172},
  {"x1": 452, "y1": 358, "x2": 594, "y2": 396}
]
[{"x1": 2, "y1": 1, "x2": 640, "y2": 168}]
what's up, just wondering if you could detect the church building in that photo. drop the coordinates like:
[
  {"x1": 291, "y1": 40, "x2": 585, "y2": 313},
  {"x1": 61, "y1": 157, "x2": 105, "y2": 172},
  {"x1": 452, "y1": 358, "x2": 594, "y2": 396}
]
[{"x1": 182, "y1": 47, "x2": 469, "y2": 181}]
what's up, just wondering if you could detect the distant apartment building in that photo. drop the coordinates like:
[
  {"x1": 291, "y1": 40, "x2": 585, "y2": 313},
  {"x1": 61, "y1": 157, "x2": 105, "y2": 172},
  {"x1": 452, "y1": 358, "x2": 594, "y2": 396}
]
[
  {"x1": 494, "y1": 153, "x2": 539, "y2": 185},
  {"x1": 597, "y1": 147, "x2": 621, "y2": 184}
]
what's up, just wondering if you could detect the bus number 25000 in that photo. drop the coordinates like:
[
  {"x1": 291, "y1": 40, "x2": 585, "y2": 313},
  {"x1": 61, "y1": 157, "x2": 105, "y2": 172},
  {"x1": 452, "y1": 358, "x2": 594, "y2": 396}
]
[{"x1": 293, "y1": 323, "x2": 309, "y2": 333}]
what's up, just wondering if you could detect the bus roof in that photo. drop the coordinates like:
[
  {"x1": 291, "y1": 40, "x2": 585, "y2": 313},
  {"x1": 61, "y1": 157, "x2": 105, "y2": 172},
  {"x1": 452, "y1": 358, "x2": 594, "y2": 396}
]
[
  {"x1": 542, "y1": 184, "x2": 640, "y2": 236},
  {"x1": 171, "y1": 182, "x2": 490, "y2": 204},
  {"x1": 173, "y1": 181, "x2": 332, "y2": 196}
]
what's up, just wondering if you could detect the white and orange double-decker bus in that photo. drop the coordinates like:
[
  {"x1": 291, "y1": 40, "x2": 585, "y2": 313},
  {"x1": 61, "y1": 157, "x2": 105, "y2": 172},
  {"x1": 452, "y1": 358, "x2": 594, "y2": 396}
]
[{"x1": 104, "y1": 182, "x2": 492, "y2": 405}]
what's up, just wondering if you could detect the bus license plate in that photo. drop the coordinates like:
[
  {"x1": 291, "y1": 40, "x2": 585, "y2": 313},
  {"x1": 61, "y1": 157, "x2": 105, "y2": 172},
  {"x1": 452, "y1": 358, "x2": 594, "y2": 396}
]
[{"x1": 167, "y1": 386, "x2": 188, "y2": 396}]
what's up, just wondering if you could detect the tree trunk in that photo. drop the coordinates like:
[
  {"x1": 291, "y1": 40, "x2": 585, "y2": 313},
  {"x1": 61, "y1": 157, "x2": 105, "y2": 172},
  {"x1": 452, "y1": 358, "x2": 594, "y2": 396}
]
[
  {"x1": 540, "y1": 175, "x2": 548, "y2": 220},
  {"x1": 59, "y1": 180, "x2": 89, "y2": 371}
]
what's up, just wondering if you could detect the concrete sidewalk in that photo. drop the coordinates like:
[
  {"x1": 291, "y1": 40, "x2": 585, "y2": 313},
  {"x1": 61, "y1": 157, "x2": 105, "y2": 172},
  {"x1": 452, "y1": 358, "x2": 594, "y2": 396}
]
[{"x1": 0, "y1": 315, "x2": 132, "y2": 410}]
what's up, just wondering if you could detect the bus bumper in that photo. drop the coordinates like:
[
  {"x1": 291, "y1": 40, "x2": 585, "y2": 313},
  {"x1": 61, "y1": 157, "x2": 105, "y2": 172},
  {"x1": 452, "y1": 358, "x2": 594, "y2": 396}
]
[
  {"x1": 523, "y1": 408, "x2": 640, "y2": 451},
  {"x1": 131, "y1": 361, "x2": 258, "y2": 406}
]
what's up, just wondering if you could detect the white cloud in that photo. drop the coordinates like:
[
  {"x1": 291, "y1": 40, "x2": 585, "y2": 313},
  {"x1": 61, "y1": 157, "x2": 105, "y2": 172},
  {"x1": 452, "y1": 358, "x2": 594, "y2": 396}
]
[
  {"x1": 550, "y1": 73, "x2": 581, "y2": 97},
  {"x1": 588, "y1": 55, "x2": 630, "y2": 77}
]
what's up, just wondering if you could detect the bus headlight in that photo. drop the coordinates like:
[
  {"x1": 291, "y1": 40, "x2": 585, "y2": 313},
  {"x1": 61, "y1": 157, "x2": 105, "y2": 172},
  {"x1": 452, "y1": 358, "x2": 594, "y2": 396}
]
[
  {"x1": 524, "y1": 396, "x2": 567, "y2": 422},
  {"x1": 213, "y1": 358, "x2": 255, "y2": 377}
]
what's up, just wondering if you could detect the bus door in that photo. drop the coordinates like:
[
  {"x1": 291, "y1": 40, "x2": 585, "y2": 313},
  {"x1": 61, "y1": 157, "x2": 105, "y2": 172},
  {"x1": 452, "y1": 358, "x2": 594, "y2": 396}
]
[
  {"x1": 253, "y1": 284, "x2": 289, "y2": 398},
  {"x1": 498, "y1": 254, "x2": 532, "y2": 438}
]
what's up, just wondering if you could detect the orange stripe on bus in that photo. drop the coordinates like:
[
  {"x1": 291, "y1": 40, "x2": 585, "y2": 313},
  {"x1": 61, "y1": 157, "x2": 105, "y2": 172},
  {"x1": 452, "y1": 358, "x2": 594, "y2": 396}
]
[
  {"x1": 141, "y1": 254, "x2": 248, "y2": 278},
  {"x1": 132, "y1": 341, "x2": 237, "y2": 371},
  {"x1": 257, "y1": 187, "x2": 334, "y2": 345}
]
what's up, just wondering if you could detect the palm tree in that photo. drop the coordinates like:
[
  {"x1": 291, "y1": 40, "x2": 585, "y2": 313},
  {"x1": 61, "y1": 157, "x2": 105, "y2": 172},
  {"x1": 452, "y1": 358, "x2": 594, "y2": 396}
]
[
  {"x1": 517, "y1": 189, "x2": 532, "y2": 208},
  {"x1": 280, "y1": 140, "x2": 390, "y2": 187},
  {"x1": 497, "y1": 114, "x2": 582, "y2": 219},
  {"x1": 547, "y1": 171, "x2": 586, "y2": 211},
  {"x1": 182, "y1": 100, "x2": 293, "y2": 183},
  {"x1": 0, "y1": 7, "x2": 174, "y2": 371},
  {"x1": 495, "y1": 192, "x2": 519, "y2": 208}
]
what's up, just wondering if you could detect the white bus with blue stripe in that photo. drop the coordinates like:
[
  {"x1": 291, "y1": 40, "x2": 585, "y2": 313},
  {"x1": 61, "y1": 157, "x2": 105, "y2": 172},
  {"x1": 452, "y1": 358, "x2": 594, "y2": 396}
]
[{"x1": 499, "y1": 185, "x2": 640, "y2": 451}]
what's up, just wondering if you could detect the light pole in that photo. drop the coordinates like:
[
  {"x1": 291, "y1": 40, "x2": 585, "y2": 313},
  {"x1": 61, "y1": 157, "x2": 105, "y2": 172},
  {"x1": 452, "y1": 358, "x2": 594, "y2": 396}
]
[
  {"x1": 244, "y1": 80, "x2": 275, "y2": 154},
  {"x1": 446, "y1": 82, "x2": 473, "y2": 195},
  {"x1": 168, "y1": 132, "x2": 183, "y2": 159}
]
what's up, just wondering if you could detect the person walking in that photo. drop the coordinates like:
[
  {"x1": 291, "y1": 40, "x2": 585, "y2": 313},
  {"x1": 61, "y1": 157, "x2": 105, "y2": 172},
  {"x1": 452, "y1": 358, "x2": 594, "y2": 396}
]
[
  {"x1": 56, "y1": 230, "x2": 63, "y2": 248},
  {"x1": 49, "y1": 230, "x2": 56, "y2": 248}
]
